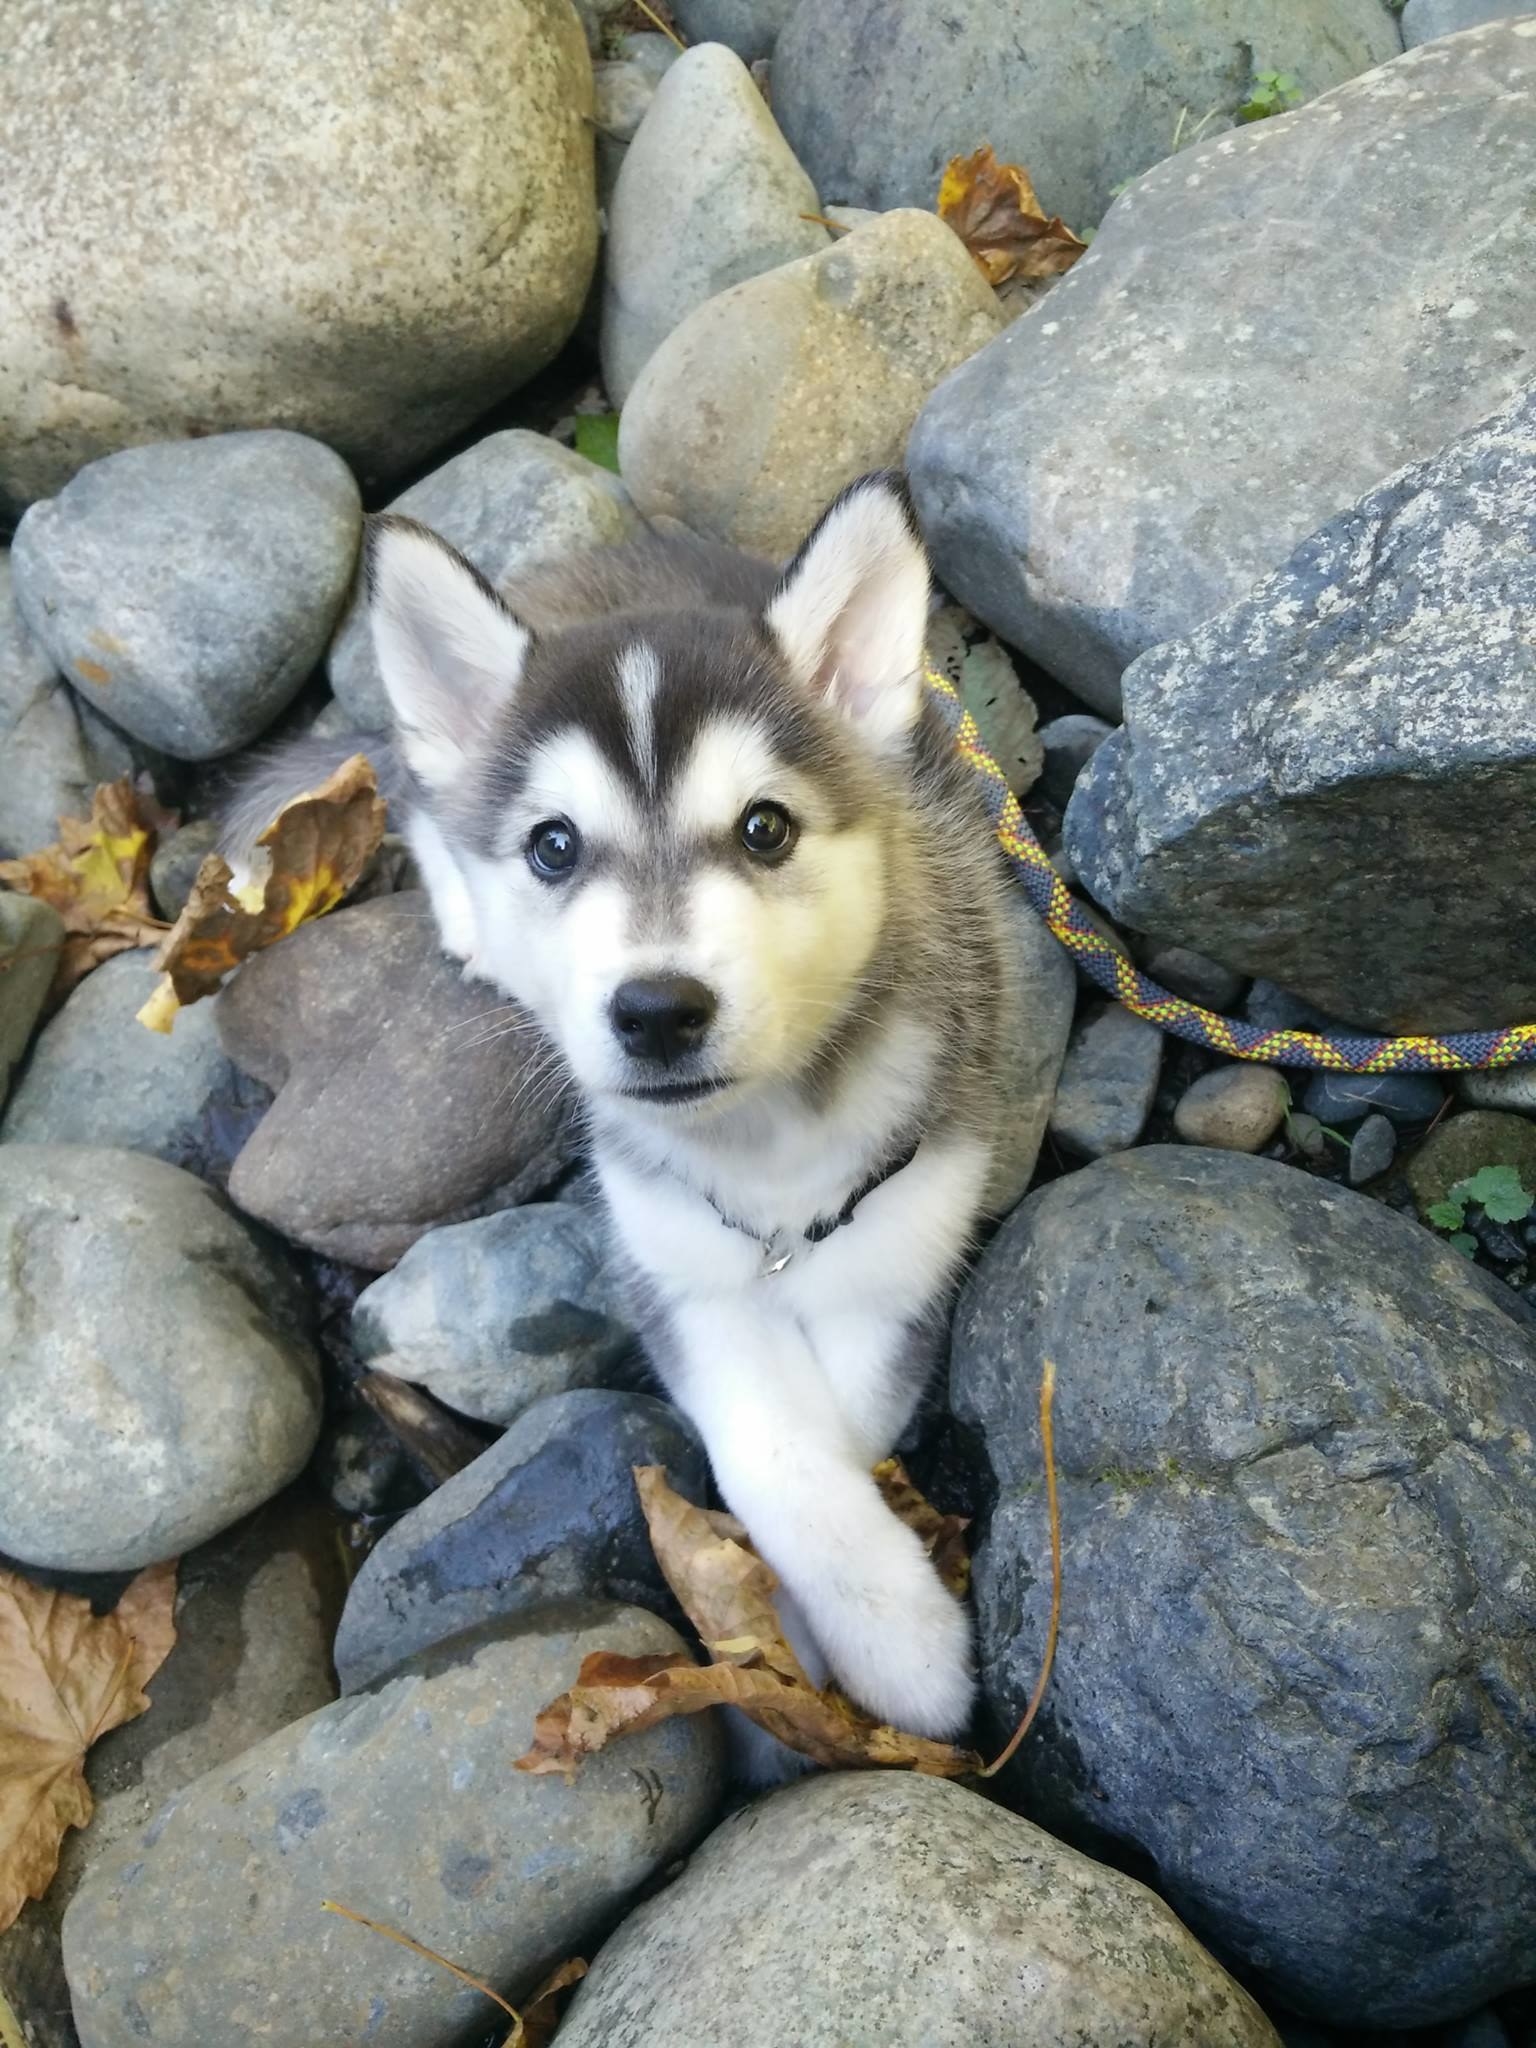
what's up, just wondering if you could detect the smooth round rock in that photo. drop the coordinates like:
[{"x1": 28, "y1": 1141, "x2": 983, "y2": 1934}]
[
  {"x1": 618, "y1": 208, "x2": 1006, "y2": 559},
  {"x1": 601, "y1": 42, "x2": 827, "y2": 405},
  {"x1": 63, "y1": 1604, "x2": 723, "y2": 2048},
  {"x1": 0, "y1": 1147, "x2": 321, "y2": 1571},
  {"x1": 1347, "y1": 1110, "x2": 1398, "y2": 1186},
  {"x1": 327, "y1": 430, "x2": 643, "y2": 728},
  {"x1": 556, "y1": 1772, "x2": 1281, "y2": 2048},
  {"x1": 1404, "y1": 1109, "x2": 1536, "y2": 1216},
  {"x1": 1302, "y1": 1068, "x2": 1447, "y2": 1130},
  {"x1": 12, "y1": 433, "x2": 360, "y2": 759},
  {"x1": 149, "y1": 819, "x2": 219, "y2": 921},
  {"x1": 1458, "y1": 1064, "x2": 1536, "y2": 1115},
  {"x1": 952, "y1": 1146, "x2": 1536, "y2": 2027},
  {"x1": 333, "y1": 1390, "x2": 707, "y2": 1692},
  {"x1": 1173, "y1": 1063, "x2": 1288, "y2": 1152},
  {"x1": 670, "y1": 0, "x2": 796, "y2": 62},
  {"x1": 0, "y1": 948, "x2": 232, "y2": 1170},
  {"x1": 1141, "y1": 942, "x2": 1246, "y2": 1012},
  {"x1": 0, "y1": 0, "x2": 597, "y2": 514}
]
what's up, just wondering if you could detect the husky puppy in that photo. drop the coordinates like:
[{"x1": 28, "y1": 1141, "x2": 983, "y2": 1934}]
[{"x1": 232, "y1": 474, "x2": 1018, "y2": 1752}]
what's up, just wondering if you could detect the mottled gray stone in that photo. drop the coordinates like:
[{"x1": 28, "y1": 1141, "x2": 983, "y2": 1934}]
[
  {"x1": 0, "y1": 0, "x2": 597, "y2": 516},
  {"x1": 1037, "y1": 712, "x2": 1113, "y2": 810},
  {"x1": 1458, "y1": 1064, "x2": 1536, "y2": 1114},
  {"x1": 328, "y1": 431, "x2": 643, "y2": 727},
  {"x1": 1403, "y1": 0, "x2": 1528, "y2": 46},
  {"x1": 1047, "y1": 1000, "x2": 1162, "y2": 1158},
  {"x1": 0, "y1": 893, "x2": 62, "y2": 1104},
  {"x1": 593, "y1": 53, "x2": 668, "y2": 212},
  {"x1": 12, "y1": 433, "x2": 360, "y2": 759},
  {"x1": 983, "y1": 894, "x2": 1077, "y2": 1214},
  {"x1": 0, "y1": 1147, "x2": 321, "y2": 1571},
  {"x1": 557, "y1": 1772, "x2": 1281, "y2": 2048},
  {"x1": 1172, "y1": 1063, "x2": 1289, "y2": 1152},
  {"x1": 952, "y1": 1147, "x2": 1536, "y2": 2026},
  {"x1": 63, "y1": 1604, "x2": 722, "y2": 2048},
  {"x1": 670, "y1": 0, "x2": 796, "y2": 62},
  {"x1": 334, "y1": 1390, "x2": 707, "y2": 1691},
  {"x1": 1, "y1": 948, "x2": 232, "y2": 1169},
  {"x1": 218, "y1": 893, "x2": 578, "y2": 1268},
  {"x1": 1063, "y1": 385, "x2": 1536, "y2": 1031},
  {"x1": 620, "y1": 208, "x2": 1006, "y2": 558},
  {"x1": 352, "y1": 1202, "x2": 634, "y2": 1425},
  {"x1": 908, "y1": 22, "x2": 1536, "y2": 713},
  {"x1": 775, "y1": 0, "x2": 1399, "y2": 233},
  {"x1": 601, "y1": 43, "x2": 826, "y2": 406},
  {"x1": 1347, "y1": 1110, "x2": 1398, "y2": 1185}
]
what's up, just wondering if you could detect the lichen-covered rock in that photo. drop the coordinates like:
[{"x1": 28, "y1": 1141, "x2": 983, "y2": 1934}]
[
  {"x1": 0, "y1": 0, "x2": 597, "y2": 514},
  {"x1": 601, "y1": 43, "x2": 826, "y2": 405},
  {"x1": 63, "y1": 1605, "x2": 722, "y2": 2048},
  {"x1": 556, "y1": 1772, "x2": 1281, "y2": 2048},
  {"x1": 0, "y1": 1147, "x2": 320, "y2": 1571},
  {"x1": 908, "y1": 21, "x2": 1536, "y2": 713},
  {"x1": 12, "y1": 433, "x2": 360, "y2": 758},
  {"x1": 1062, "y1": 384, "x2": 1536, "y2": 1030},
  {"x1": 327, "y1": 431, "x2": 643, "y2": 728},
  {"x1": 952, "y1": 1147, "x2": 1536, "y2": 2027},
  {"x1": 619, "y1": 209, "x2": 1006, "y2": 558}
]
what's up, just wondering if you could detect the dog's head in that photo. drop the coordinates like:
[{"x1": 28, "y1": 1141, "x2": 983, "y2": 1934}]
[{"x1": 368, "y1": 473, "x2": 933, "y2": 1120}]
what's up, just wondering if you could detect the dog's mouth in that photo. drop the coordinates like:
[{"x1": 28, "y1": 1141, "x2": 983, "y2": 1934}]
[{"x1": 617, "y1": 1075, "x2": 733, "y2": 1107}]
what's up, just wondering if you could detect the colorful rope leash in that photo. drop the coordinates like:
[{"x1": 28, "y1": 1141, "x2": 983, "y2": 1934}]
[{"x1": 924, "y1": 665, "x2": 1536, "y2": 1075}]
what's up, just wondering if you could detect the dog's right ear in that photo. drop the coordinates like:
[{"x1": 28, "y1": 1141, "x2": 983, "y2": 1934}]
[{"x1": 367, "y1": 515, "x2": 531, "y2": 800}]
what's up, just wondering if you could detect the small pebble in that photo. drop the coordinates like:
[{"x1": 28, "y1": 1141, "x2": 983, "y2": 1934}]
[
  {"x1": 150, "y1": 817, "x2": 220, "y2": 920},
  {"x1": 1347, "y1": 1113, "x2": 1397, "y2": 1187},
  {"x1": 1303, "y1": 1071, "x2": 1446, "y2": 1131},
  {"x1": 1173, "y1": 1064, "x2": 1287, "y2": 1153},
  {"x1": 1142, "y1": 943, "x2": 1245, "y2": 1012},
  {"x1": 1038, "y1": 713, "x2": 1114, "y2": 810},
  {"x1": 1048, "y1": 1001, "x2": 1162, "y2": 1159}
]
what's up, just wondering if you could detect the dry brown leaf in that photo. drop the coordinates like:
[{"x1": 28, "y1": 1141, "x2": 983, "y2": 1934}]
[
  {"x1": 138, "y1": 753, "x2": 385, "y2": 1034},
  {"x1": 872, "y1": 1458, "x2": 972, "y2": 1598},
  {"x1": 938, "y1": 144, "x2": 1087, "y2": 285},
  {"x1": 0, "y1": 1561, "x2": 178, "y2": 1932},
  {"x1": 514, "y1": 1467, "x2": 982, "y2": 1782},
  {"x1": 0, "y1": 777, "x2": 173, "y2": 1003}
]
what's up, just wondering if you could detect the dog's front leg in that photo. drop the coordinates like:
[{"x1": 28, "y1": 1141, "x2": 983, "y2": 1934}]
[{"x1": 664, "y1": 1297, "x2": 974, "y2": 1740}]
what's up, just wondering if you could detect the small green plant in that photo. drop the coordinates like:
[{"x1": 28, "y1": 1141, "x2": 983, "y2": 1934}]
[
  {"x1": 1425, "y1": 1164, "x2": 1535, "y2": 1257},
  {"x1": 1237, "y1": 70, "x2": 1303, "y2": 123},
  {"x1": 573, "y1": 411, "x2": 621, "y2": 474}
]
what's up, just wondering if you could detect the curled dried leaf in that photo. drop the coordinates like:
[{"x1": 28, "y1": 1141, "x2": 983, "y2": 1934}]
[
  {"x1": 872, "y1": 1458, "x2": 972, "y2": 1599},
  {"x1": 138, "y1": 754, "x2": 385, "y2": 1033},
  {"x1": 938, "y1": 144, "x2": 1087, "y2": 285}
]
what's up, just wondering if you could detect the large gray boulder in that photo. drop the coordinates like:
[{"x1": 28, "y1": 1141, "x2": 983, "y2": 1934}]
[
  {"x1": 556, "y1": 1772, "x2": 1281, "y2": 2048},
  {"x1": 774, "y1": 0, "x2": 1401, "y2": 231},
  {"x1": 951, "y1": 1147, "x2": 1536, "y2": 2028},
  {"x1": 63, "y1": 1605, "x2": 723, "y2": 2048},
  {"x1": 1063, "y1": 383, "x2": 1536, "y2": 1033},
  {"x1": 0, "y1": 0, "x2": 597, "y2": 515},
  {"x1": 0, "y1": 1147, "x2": 321, "y2": 1571},
  {"x1": 12, "y1": 433, "x2": 361, "y2": 758},
  {"x1": 327, "y1": 431, "x2": 644, "y2": 728},
  {"x1": 908, "y1": 19, "x2": 1536, "y2": 714}
]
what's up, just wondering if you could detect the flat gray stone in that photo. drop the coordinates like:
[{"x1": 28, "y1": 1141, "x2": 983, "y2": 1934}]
[
  {"x1": 952, "y1": 1146, "x2": 1536, "y2": 2027},
  {"x1": 601, "y1": 42, "x2": 826, "y2": 406},
  {"x1": 1403, "y1": 0, "x2": 1528, "y2": 46},
  {"x1": 0, "y1": 0, "x2": 597, "y2": 515},
  {"x1": 352, "y1": 1202, "x2": 635, "y2": 1425},
  {"x1": 0, "y1": 1147, "x2": 321, "y2": 1571},
  {"x1": 1, "y1": 948, "x2": 233, "y2": 1170},
  {"x1": 218, "y1": 893, "x2": 578, "y2": 1268},
  {"x1": 1347, "y1": 1110, "x2": 1397, "y2": 1184},
  {"x1": 333, "y1": 1389, "x2": 708, "y2": 1691},
  {"x1": 556, "y1": 1772, "x2": 1281, "y2": 2048},
  {"x1": 1047, "y1": 1000, "x2": 1162, "y2": 1158},
  {"x1": 13, "y1": 432, "x2": 361, "y2": 759},
  {"x1": 1062, "y1": 383, "x2": 1536, "y2": 1031},
  {"x1": 908, "y1": 21, "x2": 1536, "y2": 713},
  {"x1": 328, "y1": 430, "x2": 643, "y2": 727},
  {"x1": 63, "y1": 1603, "x2": 723, "y2": 2048},
  {"x1": 0, "y1": 893, "x2": 62, "y2": 1105},
  {"x1": 775, "y1": 0, "x2": 1399, "y2": 233},
  {"x1": 982, "y1": 895, "x2": 1078, "y2": 1215}
]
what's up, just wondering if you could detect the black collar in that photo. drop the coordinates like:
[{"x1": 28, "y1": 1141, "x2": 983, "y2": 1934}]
[{"x1": 699, "y1": 1136, "x2": 923, "y2": 1272}]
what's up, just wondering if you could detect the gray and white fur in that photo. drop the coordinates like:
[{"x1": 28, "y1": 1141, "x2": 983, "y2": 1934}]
[{"x1": 228, "y1": 475, "x2": 1019, "y2": 1765}]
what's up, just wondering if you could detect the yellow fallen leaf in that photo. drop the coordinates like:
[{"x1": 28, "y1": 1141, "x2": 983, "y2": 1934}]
[
  {"x1": 137, "y1": 754, "x2": 385, "y2": 1033},
  {"x1": 0, "y1": 1561, "x2": 178, "y2": 1933},
  {"x1": 938, "y1": 144, "x2": 1087, "y2": 285},
  {"x1": 873, "y1": 1457, "x2": 972, "y2": 1599}
]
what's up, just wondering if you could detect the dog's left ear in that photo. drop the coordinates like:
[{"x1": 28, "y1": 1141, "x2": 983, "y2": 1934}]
[{"x1": 764, "y1": 473, "x2": 931, "y2": 753}]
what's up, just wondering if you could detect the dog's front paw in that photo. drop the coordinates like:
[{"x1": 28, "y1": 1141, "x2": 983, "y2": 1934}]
[{"x1": 817, "y1": 1548, "x2": 976, "y2": 1741}]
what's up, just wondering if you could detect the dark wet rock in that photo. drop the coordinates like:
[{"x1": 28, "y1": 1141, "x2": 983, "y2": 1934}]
[
  {"x1": 1037, "y1": 712, "x2": 1114, "y2": 810},
  {"x1": 148, "y1": 818, "x2": 219, "y2": 920},
  {"x1": 952, "y1": 1146, "x2": 1536, "y2": 2027},
  {"x1": 1046, "y1": 1000, "x2": 1162, "y2": 1158},
  {"x1": 1302, "y1": 1069, "x2": 1447, "y2": 1130},
  {"x1": 1140, "y1": 942, "x2": 1245, "y2": 1012},
  {"x1": 63, "y1": 1604, "x2": 723, "y2": 2048},
  {"x1": 333, "y1": 1390, "x2": 705, "y2": 1692},
  {"x1": 217, "y1": 893, "x2": 578, "y2": 1268},
  {"x1": 556, "y1": 1772, "x2": 1281, "y2": 2048}
]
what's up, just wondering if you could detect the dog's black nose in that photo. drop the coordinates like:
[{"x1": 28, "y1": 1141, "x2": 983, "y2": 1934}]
[{"x1": 610, "y1": 976, "x2": 717, "y2": 1065}]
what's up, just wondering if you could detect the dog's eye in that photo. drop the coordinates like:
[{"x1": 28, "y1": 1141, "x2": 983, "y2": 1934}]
[
  {"x1": 739, "y1": 802, "x2": 794, "y2": 860},
  {"x1": 527, "y1": 817, "x2": 581, "y2": 878}
]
